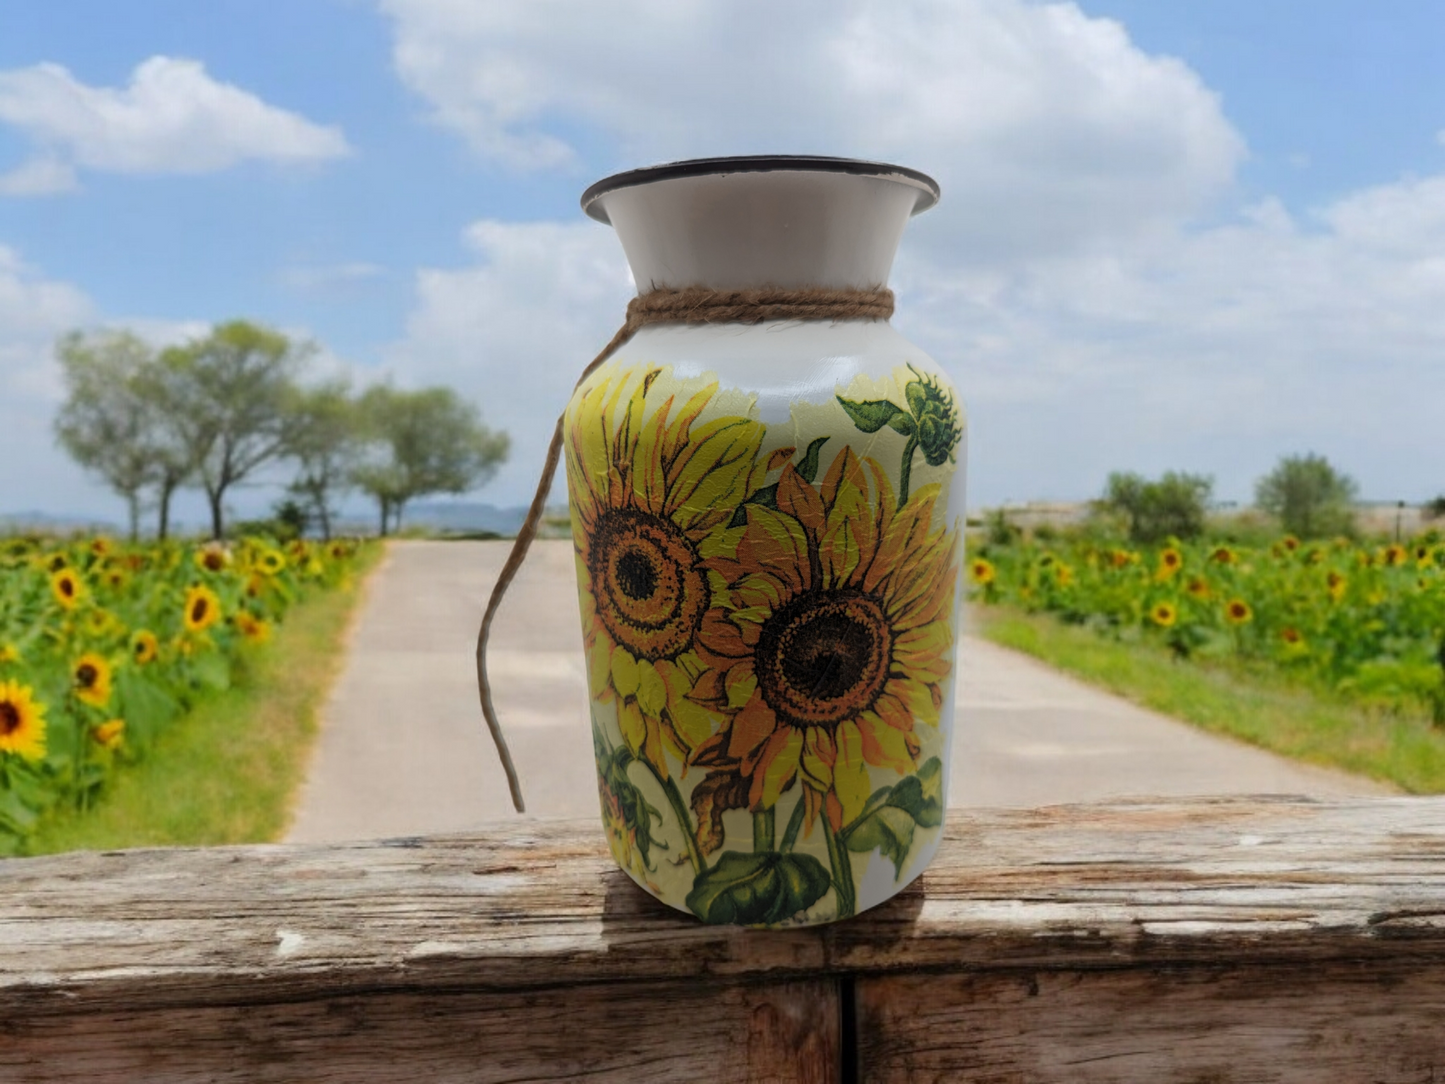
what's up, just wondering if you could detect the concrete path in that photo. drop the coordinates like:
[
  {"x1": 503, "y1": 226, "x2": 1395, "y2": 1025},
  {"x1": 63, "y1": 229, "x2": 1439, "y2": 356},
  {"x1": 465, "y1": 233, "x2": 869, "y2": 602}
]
[{"x1": 285, "y1": 541, "x2": 1390, "y2": 843}]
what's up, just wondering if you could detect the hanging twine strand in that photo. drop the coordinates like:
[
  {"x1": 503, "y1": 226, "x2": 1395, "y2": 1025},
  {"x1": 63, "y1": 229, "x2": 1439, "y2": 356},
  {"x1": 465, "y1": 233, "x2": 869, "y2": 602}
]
[{"x1": 475, "y1": 284, "x2": 895, "y2": 813}]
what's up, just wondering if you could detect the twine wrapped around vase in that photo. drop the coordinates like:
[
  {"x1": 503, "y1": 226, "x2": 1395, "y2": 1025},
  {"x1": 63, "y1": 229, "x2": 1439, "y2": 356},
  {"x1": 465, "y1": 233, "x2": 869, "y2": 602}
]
[{"x1": 475, "y1": 285, "x2": 896, "y2": 812}]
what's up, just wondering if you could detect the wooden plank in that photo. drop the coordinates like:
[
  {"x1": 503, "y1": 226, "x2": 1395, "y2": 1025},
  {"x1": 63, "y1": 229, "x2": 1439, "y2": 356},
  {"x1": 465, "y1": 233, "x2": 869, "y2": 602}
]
[
  {"x1": 6, "y1": 796, "x2": 1445, "y2": 1016},
  {"x1": 856, "y1": 966, "x2": 1445, "y2": 1083},
  {"x1": 0, "y1": 978, "x2": 838, "y2": 1084}
]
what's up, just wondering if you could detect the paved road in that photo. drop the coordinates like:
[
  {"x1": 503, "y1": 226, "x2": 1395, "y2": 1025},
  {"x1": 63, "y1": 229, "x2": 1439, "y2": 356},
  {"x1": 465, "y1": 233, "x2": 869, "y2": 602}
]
[{"x1": 285, "y1": 541, "x2": 1390, "y2": 842}]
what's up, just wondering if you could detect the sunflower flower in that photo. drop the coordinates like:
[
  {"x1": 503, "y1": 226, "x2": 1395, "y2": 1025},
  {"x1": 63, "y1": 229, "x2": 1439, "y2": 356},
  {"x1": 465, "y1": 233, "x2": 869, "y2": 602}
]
[
  {"x1": 73, "y1": 653, "x2": 113, "y2": 708},
  {"x1": 0, "y1": 679, "x2": 47, "y2": 760},
  {"x1": 257, "y1": 548, "x2": 286, "y2": 575},
  {"x1": 131, "y1": 629, "x2": 159, "y2": 664},
  {"x1": 194, "y1": 544, "x2": 231, "y2": 573},
  {"x1": 566, "y1": 366, "x2": 768, "y2": 780},
  {"x1": 1224, "y1": 598, "x2": 1253, "y2": 625},
  {"x1": 968, "y1": 557, "x2": 996, "y2": 585},
  {"x1": 690, "y1": 446, "x2": 958, "y2": 843},
  {"x1": 50, "y1": 568, "x2": 83, "y2": 609},
  {"x1": 183, "y1": 585, "x2": 222, "y2": 632},
  {"x1": 91, "y1": 718, "x2": 125, "y2": 749},
  {"x1": 235, "y1": 611, "x2": 271, "y2": 643},
  {"x1": 1150, "y1": 602, "x2": 1178, "y2": 627},
  {"x1": 1156, "y1": 547, "x2": 1183, "y2": 579}
]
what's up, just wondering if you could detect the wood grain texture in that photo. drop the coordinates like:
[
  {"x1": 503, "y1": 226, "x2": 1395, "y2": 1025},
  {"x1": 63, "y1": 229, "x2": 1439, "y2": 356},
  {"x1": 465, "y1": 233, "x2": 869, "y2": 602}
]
[
  {"x1": 4, "y1": 796, "x2": 1445, "y2": 1080},
  {"x1": 0, "y1": 979, "x2": 837, "y2": 1083},
  {"x1": 857, "y1": 967, "x2": 1445, "y2": 1083}
]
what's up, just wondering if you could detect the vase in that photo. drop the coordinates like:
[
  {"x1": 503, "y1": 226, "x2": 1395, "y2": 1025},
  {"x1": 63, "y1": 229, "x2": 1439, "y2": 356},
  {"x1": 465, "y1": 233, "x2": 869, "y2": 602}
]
[{"x1": 566, "y1": 156, "x2": 965, "y2": 926}]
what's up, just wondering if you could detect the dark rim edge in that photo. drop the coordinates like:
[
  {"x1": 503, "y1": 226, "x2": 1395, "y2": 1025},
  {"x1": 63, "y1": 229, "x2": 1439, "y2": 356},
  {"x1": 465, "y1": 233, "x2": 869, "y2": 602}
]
[{"x1": 581, "y1": 155, "x2": 940, "y2": 222}]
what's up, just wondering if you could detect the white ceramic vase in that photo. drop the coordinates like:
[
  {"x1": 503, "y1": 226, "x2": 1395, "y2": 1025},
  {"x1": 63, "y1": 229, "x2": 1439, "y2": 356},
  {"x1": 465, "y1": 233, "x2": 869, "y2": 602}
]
[{"x1": 566, "y1": 156, "x2": 965, "y2": 926}]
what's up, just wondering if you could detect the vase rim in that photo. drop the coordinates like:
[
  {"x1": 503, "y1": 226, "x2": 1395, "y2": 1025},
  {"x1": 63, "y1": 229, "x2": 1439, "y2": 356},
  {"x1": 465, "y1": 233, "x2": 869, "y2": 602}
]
[{"x1": 581, "y1": 155, "x2": 940, "y2": 224}]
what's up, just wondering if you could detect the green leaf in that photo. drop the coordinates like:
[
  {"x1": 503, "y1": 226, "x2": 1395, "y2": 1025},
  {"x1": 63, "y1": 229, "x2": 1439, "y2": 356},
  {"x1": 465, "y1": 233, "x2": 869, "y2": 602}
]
[
  {"x1": 116, "y1": 670, "x2": 181, "y2": 746},
  {"x1": 887, "y1": 412, "x2": 917, "y2": 436},
  {"x1": 886, "y1": 757, "x2": 944, "y2": 828},
  {"x1": 686, "y1": 850, "x2": 831, "y2": 926},
  {"x1": 844, "y1": 805, "x2": 916, "y2": 879},
  {"x1": 190, "y1": 651, "x2": 231, "y2": 691},
  {"x1": 728, "y1": 482, "x2": 778, "y2": 528},
  {"x1": 837, "y1": 396, "x2": 906, "y2": 434},
  {"x1": 797, "y1": 437, "x2": 830, "y2": 484},
  {"x1": 0, "y1": 789, "x2": 39, "y2": 835},
  {"x1": 905, "y1": 379, "x2": 929, "y2": 418}
]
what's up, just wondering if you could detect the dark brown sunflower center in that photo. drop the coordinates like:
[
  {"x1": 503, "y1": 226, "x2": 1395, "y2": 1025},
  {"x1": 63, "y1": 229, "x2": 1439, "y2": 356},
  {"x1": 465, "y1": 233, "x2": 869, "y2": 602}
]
[
  {"x1": 590, "y1": 508, "x2": 706, "y2": 661},
  {"x1": 192, "y1": 600, "x2": 209, "y2": 623},
  {"x1": 1, "y1": 701, "x2": 19, "y2": 735},
  {"x1": 59, "y1": 578, "x2": 74, "y2": 598},
  {"x1": 76, "y1": 664, "x2": 97, "y2": 688},
  {"x1": 756, "y1": 590, "x2": 892, "y2": 729}
]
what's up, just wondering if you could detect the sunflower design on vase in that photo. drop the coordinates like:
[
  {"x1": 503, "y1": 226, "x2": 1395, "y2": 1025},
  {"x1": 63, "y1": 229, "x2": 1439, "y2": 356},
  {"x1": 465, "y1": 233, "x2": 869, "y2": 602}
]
[
  {"x1": 565, "y1": 358, "x2": 964, "y2": 926},
  {"x1": 565, "y1": 364, "x2": 770, "y2": 879},
  {"x1": 688, "y1": 442, "x2": 957, "y2": 921}
]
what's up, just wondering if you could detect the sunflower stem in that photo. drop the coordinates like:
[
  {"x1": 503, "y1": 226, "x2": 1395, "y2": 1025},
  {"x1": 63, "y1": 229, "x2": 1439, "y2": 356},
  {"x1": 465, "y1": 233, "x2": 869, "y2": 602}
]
[
  {"x1": 898, "y1": 432, "x2": 920, "y2": 506},
  {"x1": 780, "y1": 794, "x2": 807, "y2": 853},
  {"x1": 752, "y1": 808, "x2": 775, "y2": 852},
  {"x1": 640, "y1": 760, "x2": 703, "y2": 876},
  {"x1": 823, "y1": 815, "x2": 856, "y2": 919}
]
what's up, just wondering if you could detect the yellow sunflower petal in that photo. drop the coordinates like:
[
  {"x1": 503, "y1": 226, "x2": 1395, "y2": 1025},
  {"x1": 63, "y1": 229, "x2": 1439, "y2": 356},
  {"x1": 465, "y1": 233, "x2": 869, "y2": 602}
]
[
  {"x1": 636, "y1": 658, "x2": 667, "y2": 717},
  {"x1": 858, "y1": 711, "x2": 917, "y2": 774},
  {"x1": 618, "y1": 697, "x2": 648, "y2": 755},
  {"x1": 724, "y1": 666, "x2": 758, "y2": 710},
  {"x1": 587, "y1": 632, "x2": 614, "y2": 699},
  {"x1": 754, "y1": 726, "x2": 803, "y2": 810},
  {"x1": 833, "y1": 720, "x2": 873, "y2": 825},
  {"x1": 610, "y1": 645, "x2": 640, "y2": 699},
  {"x1": 799, "y1": 726, "x2": 836, "y2": 794}
]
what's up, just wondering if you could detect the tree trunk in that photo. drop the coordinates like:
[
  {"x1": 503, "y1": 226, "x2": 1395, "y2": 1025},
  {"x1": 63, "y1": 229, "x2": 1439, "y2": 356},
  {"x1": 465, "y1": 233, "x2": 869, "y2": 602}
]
[
  {"x1": 377, "y1": 499, "x2": 389, "y2": 538},
  {"x1": 126, "y1": 492, "x2": 140, "y2": 543},
  {"x1": 318, "y1": 500, "x2": 332, "y2": 541},
  {"x1": 157, "y1": 476, "x2": 178, "y2": 541},
  {"x1": 208, "y1": 487, "x2": 226, "y2": 540}
]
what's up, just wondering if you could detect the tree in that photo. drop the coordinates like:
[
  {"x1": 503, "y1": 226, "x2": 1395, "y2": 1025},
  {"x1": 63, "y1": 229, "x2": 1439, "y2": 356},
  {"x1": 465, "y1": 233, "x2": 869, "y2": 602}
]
[
  {"x1": 165, "y1": 321, "x2": 308, "y2": 539},
  {"x1": 1255, "y1": 453, "x2": 1358, "y2": 538},
  {"x1": 285, "y1": 380, "x2": 360, "y2": 540},
  {"x1": 1099, "y1": 471, "x2": 1213, "y2": 544},
  {"x1": 353, "y1": 385, "x2": 509, "y2": 535},
  {"x1": 53, "y1": 331, "x2": 170, "y2": 541},
  {"x1": 130, "y1": 351, "x2": 199, "y2": 540}
]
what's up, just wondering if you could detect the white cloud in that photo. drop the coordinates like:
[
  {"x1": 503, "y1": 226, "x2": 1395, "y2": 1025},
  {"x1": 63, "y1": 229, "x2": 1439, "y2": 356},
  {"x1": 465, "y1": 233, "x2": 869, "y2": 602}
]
[
  {"x1": 0, "y1": 245, "x2": 99, "y2": 510},
  {"x1": 0, "y1": 156, "x2": 78, "y2": 196},
  {"x1": 0, "y1": 56, "x2": 350, "y2": 193},
  {"x1": 279, "y1": 262, "x2": 387, "y2": 293},
  {"x1": 384, "y1": 159, "x2": 1445, "y2": 511},
  {"x1": 380, "y1": 0, "x2": 1244, "y2": 260},
  {"x1": 382, "y1": 220, "x2": 634, "y2": 505}
]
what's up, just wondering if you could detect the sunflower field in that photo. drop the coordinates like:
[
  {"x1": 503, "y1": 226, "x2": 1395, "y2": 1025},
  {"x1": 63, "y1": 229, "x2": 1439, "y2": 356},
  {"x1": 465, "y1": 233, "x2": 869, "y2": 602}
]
[
  {"x1": 968, "y1": 534, "x2": 1445, "y2": 721},
  {"x1": 0, "y1": 535, "x2": 363, "y2": 853}
]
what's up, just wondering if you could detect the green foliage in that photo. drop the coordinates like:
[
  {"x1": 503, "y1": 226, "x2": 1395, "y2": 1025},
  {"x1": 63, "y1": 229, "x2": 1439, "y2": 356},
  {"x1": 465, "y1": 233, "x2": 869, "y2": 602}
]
[
  {"x1": 1255, "y1": 453, "x2": 1358, "y2": 539},
  {"x1": 684, "y1": 849, "x2": 832, "y2": 925},
  {"x1": 353, "y1": 385, "x2": 510, "y2": 535},
  {"x1": 969, "y1": 533, "x2": 1445, "y2": 722},
  {"x1": 163, "y1": 321, "x2": 310, "y2": 539},
  {"x1": 0, "y1": 534, "x2": 368, "y2": 853},
  {"x1": 842, "y1": 757, "x2": 945, "y2": 878},
  {"x1": 1426, "y1": 496, "x2": 1445, "y2": 522},
  {"x1": 838, "y1": 364, "x2": 961, "y2": 504},
  {"x1": 1100, "y1": 471, "x2": 1214, "y2": 544},
  {"x1": 53, "y1": 331, "x2": 178, "y2": 541}
]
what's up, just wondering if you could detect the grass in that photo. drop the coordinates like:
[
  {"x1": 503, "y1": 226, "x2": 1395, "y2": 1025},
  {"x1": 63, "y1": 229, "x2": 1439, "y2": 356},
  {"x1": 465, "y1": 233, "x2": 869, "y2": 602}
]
[
  {"x1": 975, "y1": 606, "x2": 1445, "y2": 794},
  {"x1": 24, "y1": 543, "x2": 385, "y2": 855}
]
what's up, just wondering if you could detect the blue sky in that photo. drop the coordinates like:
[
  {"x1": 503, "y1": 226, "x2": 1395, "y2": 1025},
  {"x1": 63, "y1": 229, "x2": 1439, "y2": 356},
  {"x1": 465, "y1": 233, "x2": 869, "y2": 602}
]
[{"x1": 2, "y1": 0, "x2": 1444, "y2": 526}]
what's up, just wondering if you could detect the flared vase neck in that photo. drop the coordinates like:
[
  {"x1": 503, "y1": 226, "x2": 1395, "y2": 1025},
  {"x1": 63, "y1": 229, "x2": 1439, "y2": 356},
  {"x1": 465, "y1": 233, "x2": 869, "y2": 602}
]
[{"x1": 583, "y1": 157, "x2": 939, "y2": 294}]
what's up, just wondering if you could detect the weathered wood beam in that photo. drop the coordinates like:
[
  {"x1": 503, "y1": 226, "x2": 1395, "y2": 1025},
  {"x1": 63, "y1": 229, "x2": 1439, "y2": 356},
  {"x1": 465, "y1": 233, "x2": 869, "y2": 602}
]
[{"x1": 3, "y1": 795, "x2": 1443, "y2": 1081}]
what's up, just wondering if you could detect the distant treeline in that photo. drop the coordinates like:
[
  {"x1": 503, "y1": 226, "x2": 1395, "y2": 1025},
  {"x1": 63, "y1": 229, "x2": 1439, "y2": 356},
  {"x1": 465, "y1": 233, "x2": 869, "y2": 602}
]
[{"x1": 54, "y1": 320, "x2": 509, "y2": 539}]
